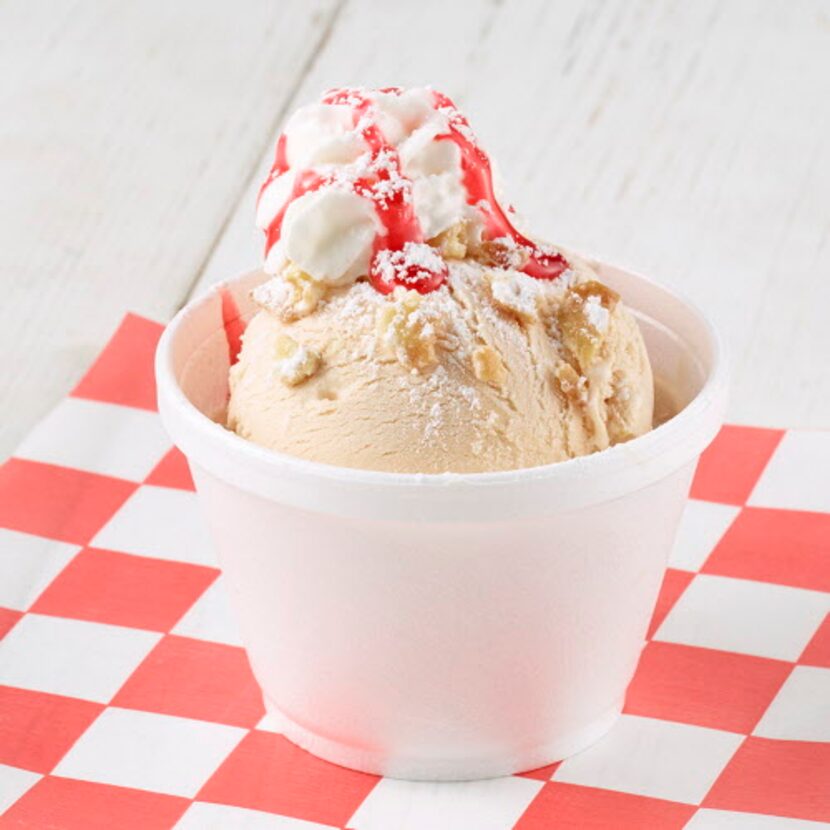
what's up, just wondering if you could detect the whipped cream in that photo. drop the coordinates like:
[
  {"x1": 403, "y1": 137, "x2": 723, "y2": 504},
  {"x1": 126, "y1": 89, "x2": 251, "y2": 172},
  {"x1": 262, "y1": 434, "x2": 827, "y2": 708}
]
[{"x1": 256, "y1": 86, "x2": 569, "y2": 295}]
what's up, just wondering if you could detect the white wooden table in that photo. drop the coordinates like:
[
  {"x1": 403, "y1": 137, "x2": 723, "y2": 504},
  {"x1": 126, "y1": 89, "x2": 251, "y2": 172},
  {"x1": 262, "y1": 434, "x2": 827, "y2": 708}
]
[{"x1": 2, "y1": 0, "x2": 828, "y2": 457}]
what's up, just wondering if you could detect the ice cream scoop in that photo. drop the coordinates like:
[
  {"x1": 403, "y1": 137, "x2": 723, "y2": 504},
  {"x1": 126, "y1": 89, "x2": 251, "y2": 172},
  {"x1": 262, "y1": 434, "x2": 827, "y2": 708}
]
[{"x1": 228, "y1": 87, "x2": 654, "y2": 472}]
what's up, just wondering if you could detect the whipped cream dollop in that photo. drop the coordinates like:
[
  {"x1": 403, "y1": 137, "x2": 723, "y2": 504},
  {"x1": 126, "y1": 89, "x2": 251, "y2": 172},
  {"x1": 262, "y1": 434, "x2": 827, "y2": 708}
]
[{"x1": 256, "y1": 86, "x2": 568, "y2": 294}]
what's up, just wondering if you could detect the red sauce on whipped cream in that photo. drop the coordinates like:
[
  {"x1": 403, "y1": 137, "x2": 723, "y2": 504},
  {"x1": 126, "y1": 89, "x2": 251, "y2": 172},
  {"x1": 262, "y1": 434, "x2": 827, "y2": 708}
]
[
  {"x1": 258, "y1": 87, "x2": 569, "y2": 295},
  {"x1": 431, "y1": 92, "x2": 569, "y2": 281}
]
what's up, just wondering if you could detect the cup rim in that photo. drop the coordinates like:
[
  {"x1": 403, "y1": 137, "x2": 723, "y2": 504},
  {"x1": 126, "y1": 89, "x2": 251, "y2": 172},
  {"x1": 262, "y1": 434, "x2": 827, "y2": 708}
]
[{"x1": 155, "y1": 261, "x2": 728, "y2": 516}]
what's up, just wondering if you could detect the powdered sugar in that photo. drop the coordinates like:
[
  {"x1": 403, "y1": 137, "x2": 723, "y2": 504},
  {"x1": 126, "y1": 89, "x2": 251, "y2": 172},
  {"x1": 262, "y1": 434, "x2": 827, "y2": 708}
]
[
  {"x1": 425, "y1": 400, "x2": 443, "y2": 440},
  {"x1": 325, "y1": 149, "x2": 413, "y2": 209},
  {"x1": 252, "y1": 277, "x2": 290, "y2": 310},
  {"x1": 488, "y1": 236, "x2": 531, "y2": 269},
  {"x1": 322, "y1": 86, "x2": 372, "y2": 108},
  {"x1": 280, "y1": 346, "x2": 310, "y2": 377},
  {"x1": 490, "y1": 271, "x2": 541, "y2": 321},
  {"x1": 583, "y1": 294, "x2": 610, "y2": 332},
  {"x1": 324, "y1": 280, "x2": 380, "y2": 320},
  {"x1": 276, "y1": 342, "x2": 320, "y2": 386},
  {"x1": 457, "y1": 382, "x2": 482, "y2": 410},
  {"x1": 559, "y1": 268, "x2": 576, "y2": 288},
  {"x1": 373, "y1": 242, "x2": 447, "y2": 288},
  {"x1": 402, "y1": 361, "x2": 483, "y2": 445},
  {"x1": 435, "y1": 104, "x2": 477, "y2": 144}
]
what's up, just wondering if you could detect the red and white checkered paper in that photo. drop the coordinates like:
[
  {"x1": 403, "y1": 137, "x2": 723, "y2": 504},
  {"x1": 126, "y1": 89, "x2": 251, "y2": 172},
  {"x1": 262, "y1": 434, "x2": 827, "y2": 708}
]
[{"x1": 1, "y1": 313, "x2": 829, "y2": 830}]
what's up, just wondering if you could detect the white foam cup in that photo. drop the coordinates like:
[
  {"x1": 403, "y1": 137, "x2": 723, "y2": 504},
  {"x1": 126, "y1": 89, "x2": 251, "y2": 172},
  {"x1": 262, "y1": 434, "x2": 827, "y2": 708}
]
[{"x1": 155, "y1": 260, "x2": 727, "y2": 780}]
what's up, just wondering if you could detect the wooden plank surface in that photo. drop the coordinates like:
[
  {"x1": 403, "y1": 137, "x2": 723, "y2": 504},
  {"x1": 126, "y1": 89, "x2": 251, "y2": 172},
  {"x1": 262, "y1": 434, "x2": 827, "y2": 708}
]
[
  {"x1": 0, "y1": 0, "x2": 340, "y2": 455},
  {"x1": 3, "y1": 0, "x2": 829, "y2": 456}
]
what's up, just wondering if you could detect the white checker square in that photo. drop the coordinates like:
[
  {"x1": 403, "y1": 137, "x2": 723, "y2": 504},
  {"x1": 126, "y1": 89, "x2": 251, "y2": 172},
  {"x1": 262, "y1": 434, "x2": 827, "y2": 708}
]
[
  {"x1": 668, "y1": 500, "x2": 740, "y2": 571},
  {"x1": 653, "y1": 574, "x2": 830, "y2": 660},
  {"x1": 177, "y1": 802, "x2": 331, "y2": 829},
  {"x1": 255, "y1": 710, "x2": 285, "y2": 734},
  {"x1": 0, "y1": 764, "x2": 42, "y2": 814},
  {"x1": 686, "y1": 809, "x2": 829, "y2": 829},
  {"x1": 172, "y1": 576, "x2": 242, "y2": 645},
  {"x1": 749, "y1": 430, "x2": 830, "y2": 513},
  {"x1": 53, "y1": 707, "x2": 245, "y2": 798},
  {"x1": 14, "y1": 398, "x2": 170, "y2": 481},
  {"x1": 92, "y1": 485, "x2": 216, "y2": 565},
  {"x1": 0, "y1": 614, "x2": 160, "y2": 702},
  {"x1": 348, "y1": 776, "x2": 543, "y2": 830},
  {"x1": 753, "y1": 666, "x2": 830, "y2": 740},
  {"x1": 0, "y1": 529, "x2": 79, "y2": 610},
  {"x1": 552, "y1": 714, "x2": 742, "y2": 804}
]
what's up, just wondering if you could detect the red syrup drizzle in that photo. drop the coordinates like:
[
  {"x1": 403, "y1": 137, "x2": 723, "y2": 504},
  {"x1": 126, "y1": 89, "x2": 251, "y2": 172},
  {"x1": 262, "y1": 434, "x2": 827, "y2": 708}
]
[
  {"x1": 322, "y1": 88, "x2": 446, "y2": 295},
  {"x1": 256, "y1": 88, "x2": 569, "y2": 297},
  {"x1": 262, "y1": 169, "x2": 326, "y2": 255},
  {"x1": 431, "y1": 91, "x2": 568, "y2": 281},
  {"x1": 220, "y1": 289, "x2": 246, "y2": 366},
  {"x1": 258, "y1": 134, "x2": 289, "y2": 200}
]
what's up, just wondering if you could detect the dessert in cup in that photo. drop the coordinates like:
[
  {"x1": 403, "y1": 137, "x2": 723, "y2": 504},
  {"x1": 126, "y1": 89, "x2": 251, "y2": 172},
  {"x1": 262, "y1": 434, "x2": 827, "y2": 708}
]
[{"x1": 156, "y1": 87, "x2": 726, "y2": 779}]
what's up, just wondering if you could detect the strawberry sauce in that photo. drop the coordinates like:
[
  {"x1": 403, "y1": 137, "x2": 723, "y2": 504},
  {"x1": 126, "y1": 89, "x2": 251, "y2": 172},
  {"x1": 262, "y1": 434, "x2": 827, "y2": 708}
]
[
  {"x1": 323, "y1": 88, "x2": 445, "y2": 294},
  {"x1": 431, "y1": 91, "x2": 568, "y2": 281}
]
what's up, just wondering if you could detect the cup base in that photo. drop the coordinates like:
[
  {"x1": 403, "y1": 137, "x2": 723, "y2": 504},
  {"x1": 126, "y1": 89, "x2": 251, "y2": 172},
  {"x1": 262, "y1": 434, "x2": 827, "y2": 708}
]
[{"x1": 263, "y1": 696, "x2": 622, "y2": 781}]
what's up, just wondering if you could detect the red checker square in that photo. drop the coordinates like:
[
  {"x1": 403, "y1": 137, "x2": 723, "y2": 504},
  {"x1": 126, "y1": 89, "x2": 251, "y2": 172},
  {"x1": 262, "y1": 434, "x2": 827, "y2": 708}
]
[
  {"x1": 198, "y1": 730, "x2": 379, "y2": 825},
  {"x1": 71, "y1": 313, "x2": 163, "y2": 411},
  {"x1": 690, "y1": 425, "x2": 783, "y2": 506},
  {"x1": 0, "y1": 459, "x2": 136, "y2": 545},
  {"x1": 800, "y1": 613, "x2": 830, "y2": 668},
  {"x1": 625, "y1": 641, "x2": 792, "y2": 733},
  {"x1": 646, "y1": 568, "x2": 694, "y2": 639},
  {"x1": 0, "y1": 686, "x2": 103, "y2": 773},
  {"x1": 0, "y1": 607, "x2": 23, "y2": 638},
  {"x1": 514, "y1": 781, "x2": 695, "y2": 830},
  {"x1": 112, "y1": 635, "x2": 265, "y2": 728},
  {"x1": 704, "y1": 737, "x2": 830, "y2": 822},
  {"x1": 31, "y1": 548, "x2": 218, "y2": 631},
  {"x1": 0, "y1": 776, "x2": 189, "y2": 830},
  {"x1": 703, "y1": 507, "x2": 830, "y2": 593},
  {"x1": 145, "y1": 447, "x2": 195, "y2": 491},
  {"x1": 518, "y1": 762, "x2": 561, "y2": 781}
]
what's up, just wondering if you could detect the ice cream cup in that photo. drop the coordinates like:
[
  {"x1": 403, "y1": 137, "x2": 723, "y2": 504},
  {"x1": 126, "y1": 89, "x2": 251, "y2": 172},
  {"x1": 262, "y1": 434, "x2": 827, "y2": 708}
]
[{"x1": 155, "y1": 260, "x2": 727, "y2": 781}]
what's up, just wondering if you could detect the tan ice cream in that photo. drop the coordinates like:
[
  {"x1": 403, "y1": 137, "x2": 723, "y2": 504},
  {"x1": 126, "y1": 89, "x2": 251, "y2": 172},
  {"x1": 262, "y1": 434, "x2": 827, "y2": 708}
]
[{"x1": 227, "y1": 87, "x2": 653, "y2": 473}]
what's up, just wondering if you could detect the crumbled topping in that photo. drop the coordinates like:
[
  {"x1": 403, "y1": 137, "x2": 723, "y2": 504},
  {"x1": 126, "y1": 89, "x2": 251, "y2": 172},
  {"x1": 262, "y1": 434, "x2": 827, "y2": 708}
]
[
  {"x1": 472, "y1": 345, "x2": 506, "y2": 388},
  {"x1": 429, "y1": 222, "x2": 468, "y2": 260},
  {"x1": 557, "y1": 280, "x2": 620, "y2": 369},
  {"x1": 376, "y1": 287, "x2": 440, "y2": 370},
  {"x1": 253, "y1": 264, "x2": 325, "y2": 321},
  {"x1": 583, "y1": 295, "x2": 609, "y2": 332},
  {"x1": 473, "y1": 236, "x2": 530, "y2": 270},
  {"x1": 273, "y1": 334, "x2": 321, "y2": 386},
  {"x1": 554, "y1": 362, "x2": 588, "y2": 404},
  {"x1": 488, "y1": 271, "x2": 540, "y2": 323},
  {"x1": 572, "y1": 279, "x2": 620, "y2": 311}
]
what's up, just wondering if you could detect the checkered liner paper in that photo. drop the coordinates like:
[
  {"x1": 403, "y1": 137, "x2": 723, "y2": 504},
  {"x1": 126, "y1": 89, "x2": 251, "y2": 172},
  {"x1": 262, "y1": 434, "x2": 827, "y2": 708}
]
[{"x1": 0, "y1": 314, "x2": 828, "y2": 830}]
